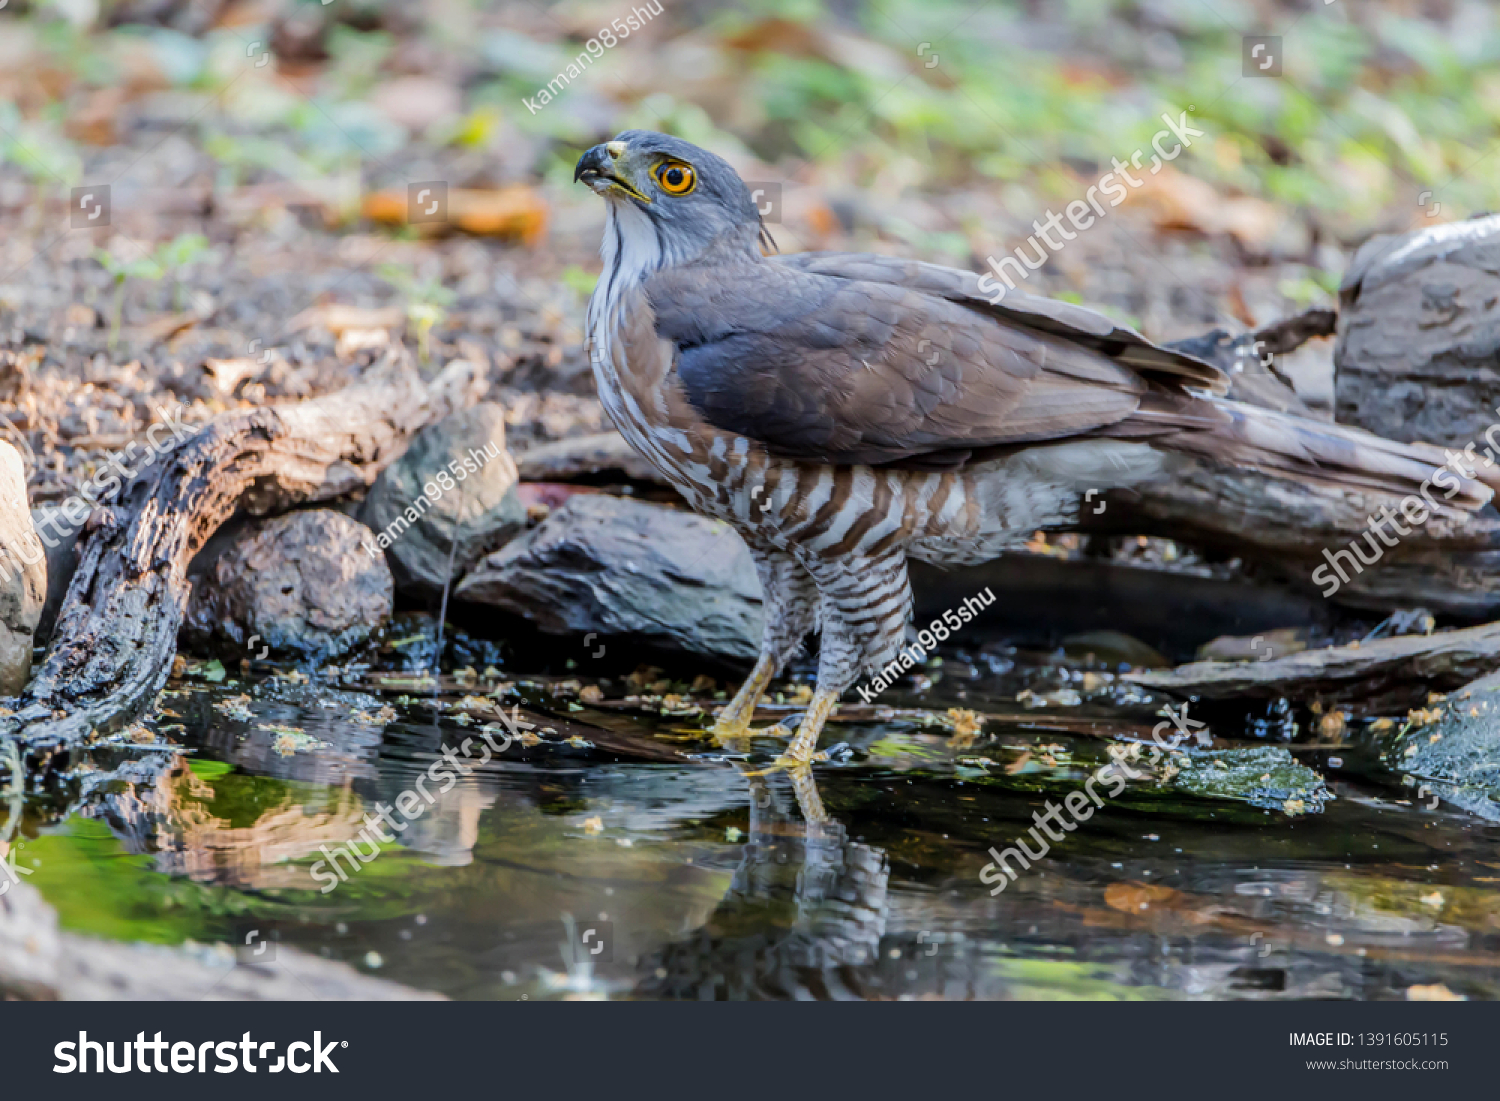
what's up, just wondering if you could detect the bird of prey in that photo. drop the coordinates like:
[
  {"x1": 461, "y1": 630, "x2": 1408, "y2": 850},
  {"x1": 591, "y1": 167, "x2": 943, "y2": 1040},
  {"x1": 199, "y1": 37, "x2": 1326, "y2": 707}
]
[{"x1": 575, "y1": 129, "x2": 1493, "y2": 767}]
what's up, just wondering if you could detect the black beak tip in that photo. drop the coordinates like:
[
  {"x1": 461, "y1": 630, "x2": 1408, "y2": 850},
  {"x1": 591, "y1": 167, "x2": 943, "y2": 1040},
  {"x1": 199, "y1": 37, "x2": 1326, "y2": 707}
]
[{"x1": 574, "y1": 145, "x2": 605, "y2": 184}]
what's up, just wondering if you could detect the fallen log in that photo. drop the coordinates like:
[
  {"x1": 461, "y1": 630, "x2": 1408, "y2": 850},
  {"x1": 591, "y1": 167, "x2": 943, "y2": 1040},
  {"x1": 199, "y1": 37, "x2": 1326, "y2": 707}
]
[
  {"x1": 8, "y1": 353, "x2": 487, "y2": 754},
  {"x1": 1080, "y1": 458, "x2": 1500, "y2": 617},
  {"x1": 513, "y1": 430, "x2": 1500, "y2": 618},
  {"x1": 1126, "y1": 620, "x2": 1500, "y2": 711}
]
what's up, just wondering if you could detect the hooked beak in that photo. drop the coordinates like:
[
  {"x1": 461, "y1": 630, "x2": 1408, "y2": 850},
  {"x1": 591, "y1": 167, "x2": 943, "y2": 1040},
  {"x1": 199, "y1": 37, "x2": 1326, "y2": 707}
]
[{"x1": 574, "y1": 141, "x2": 652, "y2": 204}]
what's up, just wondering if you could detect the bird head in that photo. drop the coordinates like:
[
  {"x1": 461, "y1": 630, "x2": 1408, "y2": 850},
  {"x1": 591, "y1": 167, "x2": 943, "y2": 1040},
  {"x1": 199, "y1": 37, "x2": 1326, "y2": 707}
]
[{"x1": 574, "y1": 130, "x2": 772, "y2": 258}]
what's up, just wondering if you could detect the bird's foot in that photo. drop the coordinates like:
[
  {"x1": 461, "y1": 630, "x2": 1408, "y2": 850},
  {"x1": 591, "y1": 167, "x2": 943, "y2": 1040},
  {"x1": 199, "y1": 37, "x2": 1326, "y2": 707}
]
[
  {"x1": 708, "y1": 717, "x2": 795, "y2": 747},
  {"x1": 741, "y1": 750, "x2": 828, "y2": 779},
  {"x1": 744, "y1": 730, "x2": 829, "y2": 775}
]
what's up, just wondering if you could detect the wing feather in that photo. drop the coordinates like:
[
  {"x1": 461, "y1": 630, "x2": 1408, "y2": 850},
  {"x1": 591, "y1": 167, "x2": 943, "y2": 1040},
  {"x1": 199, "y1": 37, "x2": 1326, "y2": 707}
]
[{"x1": 645, "y1": 251, "x2": 1214, "y2": 467}]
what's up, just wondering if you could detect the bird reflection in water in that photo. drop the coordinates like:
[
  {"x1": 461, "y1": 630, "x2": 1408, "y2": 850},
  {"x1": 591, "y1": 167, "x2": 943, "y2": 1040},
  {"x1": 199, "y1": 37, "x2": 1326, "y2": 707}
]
[{"x1": 636, "y1": 766, "x2": 981, "y2": 999}]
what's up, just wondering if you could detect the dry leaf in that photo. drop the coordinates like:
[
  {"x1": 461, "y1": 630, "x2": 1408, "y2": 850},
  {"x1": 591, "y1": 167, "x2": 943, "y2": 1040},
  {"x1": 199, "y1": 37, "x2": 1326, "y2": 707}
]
[{"x1": 361, "y1": 187, "x2": 548, "y2": 244}]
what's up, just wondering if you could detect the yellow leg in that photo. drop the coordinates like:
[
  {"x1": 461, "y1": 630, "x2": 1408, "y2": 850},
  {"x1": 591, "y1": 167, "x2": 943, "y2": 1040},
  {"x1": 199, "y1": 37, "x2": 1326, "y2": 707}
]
[
  {"x1": 709, "y1": 656, "x2": 791, "y2": 743},
  {"x1": 779, "y1": 686, "x2": 838, "y2": 765},
  {"x1": 745, "y1": 686, "x2": 839, "y2": 776},
  {"x1": 786, "y1": 763, "x2": 829, "y2": 825}
]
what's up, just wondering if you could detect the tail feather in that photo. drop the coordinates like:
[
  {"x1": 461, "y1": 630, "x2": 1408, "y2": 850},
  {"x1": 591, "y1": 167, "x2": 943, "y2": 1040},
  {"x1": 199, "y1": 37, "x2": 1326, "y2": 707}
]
[{"x1": 1099, "y1": 393, "x2": 1497, "y2": 511}]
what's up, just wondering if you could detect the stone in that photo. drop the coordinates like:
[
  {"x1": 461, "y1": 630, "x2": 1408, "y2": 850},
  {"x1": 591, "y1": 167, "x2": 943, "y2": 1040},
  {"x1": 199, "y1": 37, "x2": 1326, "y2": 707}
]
[
  {"x1": 1336, "y1": 214, "x2": 1500, "y2": 447},
  {"x1": 28, "y1": 503, "x2": 80, "y2": 646},
  {"x1": 0, "y1": 443, "x2": 45, "y2": 696},
  {"x1": 0, "y1": 879, "x2": 441, "y2": 1000},
  {"x1": 1385, "y1": 669, "x2": 1500, "y2": 821},
  {"x1": 456, "y1": 494, "x2": 763, "y2": 660},
  {"x1": 184, "y1": 510, "x2": 393, "y2": 662},
  {"x1": 359, "y1": 402, "x2": 526, "y2": 595},
  {"x1": 514, "y1": 431, "x2": 665, "y2": 485}
]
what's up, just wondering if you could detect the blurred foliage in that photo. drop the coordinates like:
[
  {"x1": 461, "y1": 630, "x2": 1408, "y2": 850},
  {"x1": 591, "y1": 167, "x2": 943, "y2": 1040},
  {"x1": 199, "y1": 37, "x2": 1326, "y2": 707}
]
[{"x1": 0, "y1": 0, "x2": 1496, "y2": 240}]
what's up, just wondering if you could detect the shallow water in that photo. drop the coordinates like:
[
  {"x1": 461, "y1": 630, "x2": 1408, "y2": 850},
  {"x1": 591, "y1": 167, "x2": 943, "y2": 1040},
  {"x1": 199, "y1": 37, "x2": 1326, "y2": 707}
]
[{"x1": 12, "y1": 647, "x2": 1500, "y2": 1001}]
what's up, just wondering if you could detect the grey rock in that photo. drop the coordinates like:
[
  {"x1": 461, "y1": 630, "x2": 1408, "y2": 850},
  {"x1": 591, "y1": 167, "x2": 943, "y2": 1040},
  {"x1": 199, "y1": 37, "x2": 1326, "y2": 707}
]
[
  {"x1": 184, "y1": 510, "x2": 393, "y2": 662},
  {"x1": 0, "y1": 879, "x2": 440, "y2": 1000},
  {"x1": 514, "y1": 431, "x2": 665, "y2": 484},
  {"x1": 1169, "y1": 745, "x2": 1330, "y2": 814},
  {"x1": 1336, "y1": 215, "x2": 1500, "y2": 446},
  {"x1": 456, "y1": 494, "x2": 763, "y2": 660},
  {"x1": 1385, "y1": 669, "x2": 1500, "y2": 821},
  {"x1": 0, "y1": 443, "x2": 45, "y2": 696},
  {"x1": 29, "y1": 503, "x2": 80, "y2": 646},
  {"x1": 359, "y1": 402, "x2": 525, "y2": 594}
]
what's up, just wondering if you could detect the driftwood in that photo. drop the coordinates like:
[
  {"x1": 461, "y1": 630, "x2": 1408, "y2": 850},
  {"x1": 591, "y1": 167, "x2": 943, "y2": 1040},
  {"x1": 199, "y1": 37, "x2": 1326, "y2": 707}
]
[
  {"x1": 509, "y1": 375, "x2": 1500, "y2": 619},
  {"x1": 1165, "y1": 307, "x2": 1335, "y2": 417},
  {"x1": 1126, "y1": 621, "x2": 1500, "y2": 711},
  {"x1": 1081, "y1": 459, "x2": 1500, "y2": 617},
  {"x1": 9, "y1": 353, "x2": 487, "y2": 754},
  {"x1": 513, "y1": 426, "x2": 1500, "y2": 618}
]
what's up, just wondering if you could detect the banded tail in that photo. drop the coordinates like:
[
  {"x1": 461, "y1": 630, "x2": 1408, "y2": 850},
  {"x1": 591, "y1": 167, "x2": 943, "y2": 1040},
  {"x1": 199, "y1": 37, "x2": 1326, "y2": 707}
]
[{"x1": 1100, "y1": 393, "x2": 1498, "y2": 511}]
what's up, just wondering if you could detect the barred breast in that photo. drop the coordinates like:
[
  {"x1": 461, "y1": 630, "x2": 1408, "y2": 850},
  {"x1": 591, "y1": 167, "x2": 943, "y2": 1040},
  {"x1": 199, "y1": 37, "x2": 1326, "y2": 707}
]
[{"x1": 586, "y1": 203, "x2": 1143, "y2": 570}]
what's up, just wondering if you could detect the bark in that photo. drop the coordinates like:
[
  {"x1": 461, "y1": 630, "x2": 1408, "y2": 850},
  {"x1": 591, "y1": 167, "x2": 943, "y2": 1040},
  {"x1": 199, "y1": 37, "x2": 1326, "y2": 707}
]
[
  {"x1": 1080, "y1": 460, "x2": 1500, "y2": 617},
  {"x1": 1127, "y1": 620, "x2": 1500, "y2": 711},
  {"x1": 8, "y1": 353, "x2": 487, "y2": 753}
]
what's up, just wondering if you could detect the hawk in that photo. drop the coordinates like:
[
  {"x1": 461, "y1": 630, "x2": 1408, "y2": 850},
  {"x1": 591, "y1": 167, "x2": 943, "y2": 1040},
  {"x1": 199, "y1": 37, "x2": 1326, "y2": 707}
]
[{"x1": 575, "y1": 130, "x2": 1491, "y2": 767}]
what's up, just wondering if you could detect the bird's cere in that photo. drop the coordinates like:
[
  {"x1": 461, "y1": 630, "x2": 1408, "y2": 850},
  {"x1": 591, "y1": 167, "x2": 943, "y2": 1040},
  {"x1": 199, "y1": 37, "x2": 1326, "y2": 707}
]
[
  {"x1": 521, "y1": 0, "x2": 664, "y2": 115},
  {"x1": 976, "y1": 109, "x2": 1205, "y2": 304}
]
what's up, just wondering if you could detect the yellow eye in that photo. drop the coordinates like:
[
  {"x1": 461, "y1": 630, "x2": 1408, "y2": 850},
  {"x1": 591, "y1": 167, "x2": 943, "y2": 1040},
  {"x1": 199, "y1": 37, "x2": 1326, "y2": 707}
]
[{"x1": 655, "y1": 161, "x2": 696, "y2": 195}]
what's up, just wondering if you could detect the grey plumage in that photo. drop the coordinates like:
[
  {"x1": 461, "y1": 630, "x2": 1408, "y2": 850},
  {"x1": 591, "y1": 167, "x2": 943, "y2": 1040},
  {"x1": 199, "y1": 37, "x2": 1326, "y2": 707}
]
[{"x1": 576, "y1": 130, "x2": 1496, "y2": 766}]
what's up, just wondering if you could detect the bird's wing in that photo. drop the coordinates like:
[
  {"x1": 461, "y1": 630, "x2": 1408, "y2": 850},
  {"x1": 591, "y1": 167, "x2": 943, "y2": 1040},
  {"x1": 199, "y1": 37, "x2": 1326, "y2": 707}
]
[
  {"x1": 774, "y1": 252, "x2": 1228, "y2": 394},
  {"x1": 645, "y1": 255, "x2": 1166, "y2": 467}
]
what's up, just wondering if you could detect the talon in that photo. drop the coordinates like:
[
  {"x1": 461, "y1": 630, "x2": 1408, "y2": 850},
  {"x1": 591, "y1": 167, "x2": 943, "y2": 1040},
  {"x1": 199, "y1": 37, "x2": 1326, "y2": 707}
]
[
  {"x1": 709, "y1": 719, "x2": 793, "y2": 746},
  {"x1": 773, "y1": 750, "x2": 829, "y2": 768}
]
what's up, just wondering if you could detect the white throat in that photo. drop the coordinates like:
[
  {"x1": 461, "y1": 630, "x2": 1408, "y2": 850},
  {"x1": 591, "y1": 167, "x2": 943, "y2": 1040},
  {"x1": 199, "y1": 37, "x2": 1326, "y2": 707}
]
[{"x1": 596, "y1": 202, "x2": 663, "y2": 308}]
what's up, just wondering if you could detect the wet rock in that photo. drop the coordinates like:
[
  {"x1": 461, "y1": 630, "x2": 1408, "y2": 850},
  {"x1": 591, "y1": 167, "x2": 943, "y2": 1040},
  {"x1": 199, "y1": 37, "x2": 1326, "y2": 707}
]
[
  {"x1": 1385, "y1": 670, "x2": 1500, "y2": 821},
  {"x1": 1196, "y1": 628, "x2": 1310, "y2": 663},
  {"x1": 1168, "y1": 746, "x2": 1330, "y2": 814},
  {"x1": 359, "y1": 403, "x2": 525, "y2": 595},
  {"x1": 184, "y1": 510, "x2": 393, "y2": 662},
  {"x1": 1336, "y1": 215, "x2": 1500, "y2": 447},
  {"x1": 0, "y1": 879, "x2": 440, "y2": 1000},
  {"x1": 1061, "y1": 631, "x2": 1170, "y2": 670},
  {"x1": 29, "y1": 503, "x2": 79, "y2": 646},
  {"x1": 1128, "y1": 621, "x2": 1500, "y2": 712},
  {"x1": 372, "y1": 611, "x2": 505, "y2": 673},
  {"x1": 0, "y1": 443, "x2": 45, "y2": 696},
  {"x1": 456, "y1": 494, "x2": 763, "y2": 660}
]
